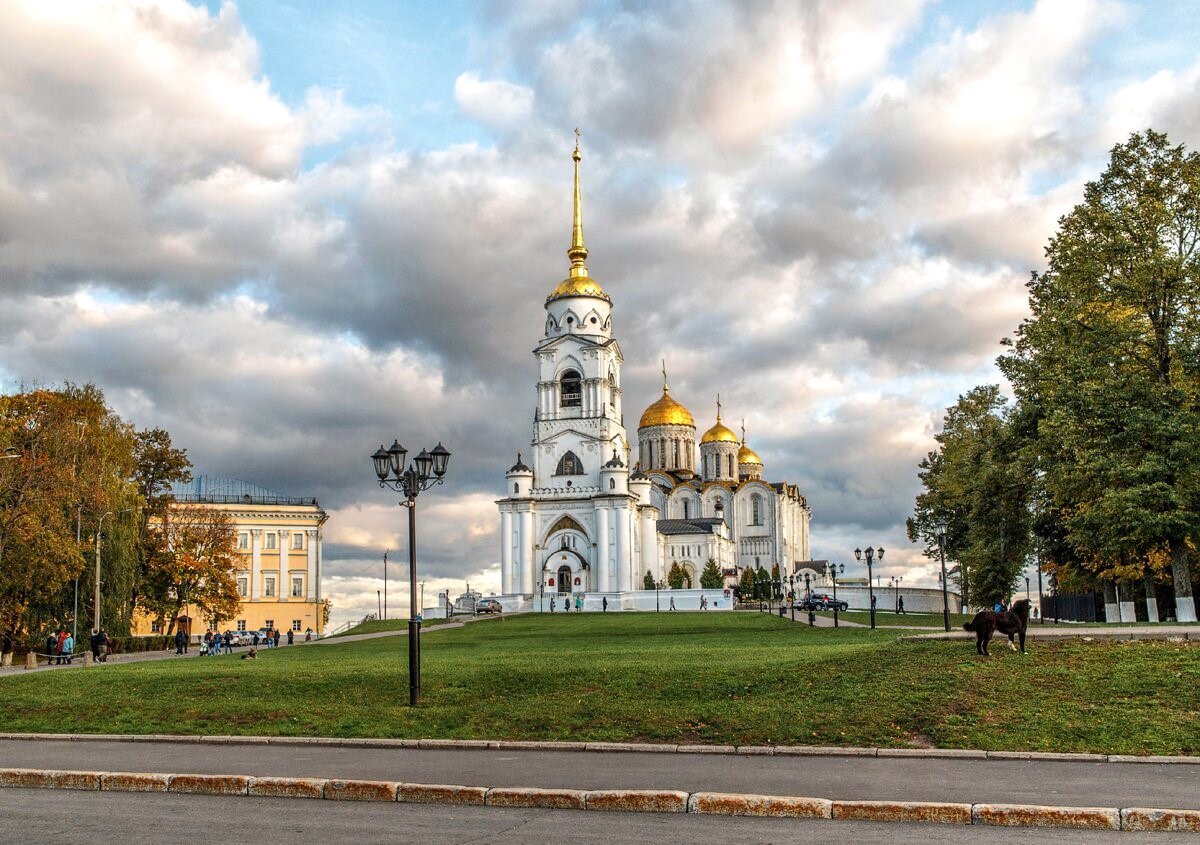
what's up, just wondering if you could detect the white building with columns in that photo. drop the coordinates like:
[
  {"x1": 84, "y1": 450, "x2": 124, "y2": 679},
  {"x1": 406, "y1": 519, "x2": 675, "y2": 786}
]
[{"x1": 495, "y1": 141, "x2": 811, "y2": 611}]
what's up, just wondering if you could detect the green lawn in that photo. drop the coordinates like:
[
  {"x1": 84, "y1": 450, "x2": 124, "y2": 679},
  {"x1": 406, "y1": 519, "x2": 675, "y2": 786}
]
[{"x1": 2, "y1": 613, "x2": 1196, "y2": 754}]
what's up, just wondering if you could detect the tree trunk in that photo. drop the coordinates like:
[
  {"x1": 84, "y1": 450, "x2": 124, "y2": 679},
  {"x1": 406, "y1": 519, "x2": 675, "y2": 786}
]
[
  {"x1": 1168, "y1": 537, "x2": 1196, "y2": 622},
  {"x1": 1102, "y1": 581, "x2": 1119, "y2": 623},
  {"x1": 1142, "y1": 569, "x2": 1160, "y2": 623}
]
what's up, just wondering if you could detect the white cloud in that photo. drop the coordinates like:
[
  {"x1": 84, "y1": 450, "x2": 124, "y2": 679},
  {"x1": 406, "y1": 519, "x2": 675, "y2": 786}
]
[{"x1": 454, "y1": 72, "x2": 535, "y2": 128}]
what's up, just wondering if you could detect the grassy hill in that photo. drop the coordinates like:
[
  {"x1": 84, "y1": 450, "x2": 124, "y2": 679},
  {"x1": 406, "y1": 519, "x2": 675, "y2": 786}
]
[{"x1": 2, "y1": 613, "x2": 1196, "y2": 754}]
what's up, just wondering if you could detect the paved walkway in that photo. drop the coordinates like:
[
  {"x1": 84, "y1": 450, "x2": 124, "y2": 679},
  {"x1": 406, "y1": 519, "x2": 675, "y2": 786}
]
[{"x1": 2, "y1": 738, "x2": 1196, "y2": 810}]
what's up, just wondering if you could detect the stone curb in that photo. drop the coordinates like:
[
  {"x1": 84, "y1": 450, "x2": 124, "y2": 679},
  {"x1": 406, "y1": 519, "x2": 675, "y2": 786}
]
[
  {"x1": 0, "y1": 768, "x2": 1196, "y2": 830},
  {"x1": 2, "y1": 732, "x2": 1196, "y2": 765}
]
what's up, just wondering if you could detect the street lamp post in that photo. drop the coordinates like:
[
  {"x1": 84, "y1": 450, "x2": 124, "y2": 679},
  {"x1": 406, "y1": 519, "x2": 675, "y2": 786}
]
[
  {"x1": 934, "y1": 522, "x2": 951, "y2": 632},
  {"x1": 788, "y1": 575, "x2": 795, "y2": 622},
  {"x1": 889, "y1": 575, "x2": 903, "y2": 612},
  {"x1": 825, "y1": 562, "x2": 844, "y2": 627},
  {"x1": 372, "y1": 439, "x2": 451, "y2": 707},
  {"x1": 854, "y1": 546, "x2": 884, "y2": 629},
  {"x1": 655, "y1": 579, "x2": 661, "y2": 612}
]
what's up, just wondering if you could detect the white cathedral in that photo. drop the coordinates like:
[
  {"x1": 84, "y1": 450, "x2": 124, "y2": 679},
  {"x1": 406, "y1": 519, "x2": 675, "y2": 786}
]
[{"x1": 496, "y1": 141, "x2": 811, "y2": 610}]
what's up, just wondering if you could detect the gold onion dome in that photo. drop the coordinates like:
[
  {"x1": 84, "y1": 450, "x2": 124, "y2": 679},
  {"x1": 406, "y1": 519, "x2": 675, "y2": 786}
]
[
  {"x1": 738, "y1": 442, "x2": 763, "y2": 465},
  {"x1": 547, "y1": 131, "x2": 611, "y2": 306},
  {"x1": 701, "y1": 395, "x2": 738, "y2": 443},
  {"x1": 639, "y1": 386, "x2": 695, "y2": 428}
]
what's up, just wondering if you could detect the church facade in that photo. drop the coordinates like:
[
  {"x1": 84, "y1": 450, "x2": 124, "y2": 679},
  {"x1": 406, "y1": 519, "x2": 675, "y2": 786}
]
[{"x1": 495, "y1": 141, "x2": 810, "y2": 609}]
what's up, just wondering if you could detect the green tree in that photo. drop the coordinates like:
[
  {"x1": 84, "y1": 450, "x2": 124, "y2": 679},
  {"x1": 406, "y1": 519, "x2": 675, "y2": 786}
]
[
  {"x1": 131, "y1": 428, "x2": 191, "y2": 621},
  {"x1": 738, "y1": 566, "x2": 754, "y2": 599},
  {"x1": 756, "y1": 566, "x2": 769, "y2": 599},
  {"x1": 1000, "y1": 130, "x2": 1200, "y2": 621},
  {"x1": 907, "y1": 386, "x2": 1031, "y2": 608},
  {"x1": 700, "y1": 557, "x2": 723, "y2": 589},
  {"x1": 642, "y1": 570, "x2": 655, "y2": 590},
  {"x1": 142, "y1": 504, "x2": 240, "y2": 634},
  {"x1": 667, "y1": 562, "x2": 685, "y2": 590}
]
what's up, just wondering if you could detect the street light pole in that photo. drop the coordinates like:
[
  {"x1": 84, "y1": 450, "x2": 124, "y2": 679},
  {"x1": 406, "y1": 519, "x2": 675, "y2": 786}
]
[
  {"x1": 826, "y1": 562, "x2": 844, "y2": 627},
  {"x1": 855, "y1": 546, "x2": 884, "y2": 629},
  {"x1": 935, "y1": 522, "x2": 951, "y2": 632},
  {"x1": 383, "y1": 549, "x2": 389, "y2": 620},
  {"x1": 372, "y1": 440, "x2": 451, "y2": 707}
]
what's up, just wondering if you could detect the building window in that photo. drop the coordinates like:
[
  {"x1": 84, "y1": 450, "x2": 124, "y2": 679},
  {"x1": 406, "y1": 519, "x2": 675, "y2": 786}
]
[
  {"x1": 236, "y1": 620, "x2": 247, "y2": 632},
  {"x1": 673, "y1": 440, "x2": 680, "y2": 467},
  {"x1": 291, "y1": 533, "x2": 304, "y2": 550},
  {"x1": 751, "y1": 494, "x2": 762, "y2": 526},
  {"x1": 264, "y1": 577, "x2": 276, "y2": 598},
  {"x1": 237, "y1": 532, "x2": 249, "y2": 550},
  {"x1": 555, "y1": 451, "x2": 584, "y2": 475},
  {"x1": 609, "y1": 478, "x2": 615, "y2": 490},
  {"x1": 265, "y1": 619, "x2": 274, "y2": 630},
  {"x1": 682, "y1": 500, "x2": 690, "y2": 519},
  {"x1": 514, "y1": 482, "x2": 519, "y2": 494},
  {"x1": 237, "y1": 577, "x2": 248, "y2": 597},
  {"x1": 291, "y1": 577, "x2": 303, "y2": 597},
  {"x1": 560, "y1": 369, "x2": 582, "y2": 407},
  {"x1": 728, "y1": 455, "x2": 734, "y2": 477},
  {"x1": 264, "y1": 533, "x2": 277, "y2": 550},
  {"x1": 150, "y1": 619, "x2": 161, "y2": 633}
]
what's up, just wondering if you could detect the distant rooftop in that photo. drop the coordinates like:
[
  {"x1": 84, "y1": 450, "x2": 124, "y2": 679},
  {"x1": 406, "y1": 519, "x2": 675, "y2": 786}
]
[{"x1": 170, "y1": 475, "x2": 318, "y2": 507}]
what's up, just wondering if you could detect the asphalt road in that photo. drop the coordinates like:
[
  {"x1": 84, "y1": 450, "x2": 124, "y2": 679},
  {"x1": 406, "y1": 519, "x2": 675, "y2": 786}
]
[
  {"x1": 1, "y1": 789, "x2": 1193, "y2": 845},
  {"x1": 2, "y1": 739, "x2": 1197, "y2": 810}
]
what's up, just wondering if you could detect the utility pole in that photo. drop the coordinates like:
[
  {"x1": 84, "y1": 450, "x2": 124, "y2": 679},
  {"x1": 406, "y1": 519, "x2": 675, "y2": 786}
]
[
  {"x1": 377, "y1": 590, "x2": 382, "y2": 619},
  {"x1": 383, "y1": 549, "x2": 389, "y2": 620}
]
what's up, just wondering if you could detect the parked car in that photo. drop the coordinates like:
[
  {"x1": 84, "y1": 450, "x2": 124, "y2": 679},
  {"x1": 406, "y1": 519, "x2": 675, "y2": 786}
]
[
  {"x1": 475, "y1": 598, "x2": 503, "y2": 615},
  {"x1": 808, "y1": 593, "x2": 849, "y2": 612}
]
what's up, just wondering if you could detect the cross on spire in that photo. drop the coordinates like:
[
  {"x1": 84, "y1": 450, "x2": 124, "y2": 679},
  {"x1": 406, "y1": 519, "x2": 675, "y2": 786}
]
[
  {"x1": 661, "y1": 359, "x2": 669, "y2": 391},
  {"x1": 716, "y1": 393, "x2": 722, "y2": 421}
]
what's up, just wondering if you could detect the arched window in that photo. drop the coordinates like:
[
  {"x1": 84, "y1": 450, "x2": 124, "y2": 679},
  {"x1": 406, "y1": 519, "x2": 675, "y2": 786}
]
[
  {"x1": 673, "y1": 440, "x2": 680, "y2": 467},
  {"x1": 556, "y1": 451, "x2": 583, "y2": 475},
  {"x1": 751, "y1": 494, "x2": 762, "y2": 526},
  {"x1": 560, "y1": 369, "x2": 582, "y2": 407},
  {"x1": 609, "y1": 478, "x2": 615, "y2": 490},
  {"x1": 727, "y1": 455, "x2": 734, "y2": 477},
  {"x1": 682, "y1": 499, "x2": 690, "y2": 519},
  {"x1": 607, "y1": 371, "x2": 616, "y2": 408},
  {"x1": 513, "y1": 482, "x2": 519, "y2": 494}
]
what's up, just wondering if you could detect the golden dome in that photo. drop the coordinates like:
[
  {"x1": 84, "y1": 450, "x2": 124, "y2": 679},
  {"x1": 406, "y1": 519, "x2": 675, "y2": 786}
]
[
  {"x1": 738, "y1": 442, "x2": 762, "y2": 465},
  {"x1": 546, "y1": 275, "x2": 611, "y2": 305},
  {"x1": 701, "y1": 419, "x2": 738, "y2": 443},
  {"x1": 639, "y1": 387, "x2": 695, "y2": 429}
]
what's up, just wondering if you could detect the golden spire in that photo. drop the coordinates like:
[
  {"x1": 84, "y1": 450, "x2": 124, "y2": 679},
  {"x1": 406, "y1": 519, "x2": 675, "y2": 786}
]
[
  {"x1": 567, "y1": 128, "x2": 588, "y2": 278},
  {"x1": 662, "y1": 359, "x2": 669, "y2": 391}
]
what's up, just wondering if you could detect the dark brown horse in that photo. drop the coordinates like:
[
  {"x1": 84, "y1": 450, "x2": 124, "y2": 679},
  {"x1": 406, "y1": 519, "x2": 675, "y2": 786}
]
[{"x1": 963, "y1": 599, "x2": 1031, "y2": 655}]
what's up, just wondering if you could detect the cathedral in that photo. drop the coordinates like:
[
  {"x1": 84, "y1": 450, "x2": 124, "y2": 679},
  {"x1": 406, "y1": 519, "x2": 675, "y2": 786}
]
[{"x1": 495, "y1": 140, "x2": 810, "y2": 610}]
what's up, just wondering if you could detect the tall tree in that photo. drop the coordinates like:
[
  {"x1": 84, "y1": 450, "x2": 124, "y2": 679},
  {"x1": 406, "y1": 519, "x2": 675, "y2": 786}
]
[
  {"x1": 907, "y1": 386, "x2": 1031, "y2": 608},
  {"x1": 1000, "y1": 130, "x2": 1200, "y2": 621},
  {"x1": 700, "y1": 557, "x2": 723, "y2": 589},
  {"x1": 142, "y1": 504, "x2": 240, "y2": 634},
  {"x1": 131, "y1": 428, "x2": 191, "y2": 617}
]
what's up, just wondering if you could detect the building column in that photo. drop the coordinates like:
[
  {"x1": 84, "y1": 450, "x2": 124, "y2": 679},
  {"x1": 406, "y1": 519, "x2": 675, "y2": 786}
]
[
  {"x1": 639, "y1": 507, "x2": 657, "y2": 587},
  {"x1": 500, "y1": 510, "x2": 513, "y2": 595},
  {"x1": 519, "y1": 509, "x2": 534, "y2": 595},
  {"x1": 596, "y1": 506, "x2": 610, "y2": 591},
  {"x1": 250, "y1": 529, "x2": 262, "y2": 601},
  {"x1": 615, "y1": 505, "x2": 630, "y2": 592},
  {"x1": 278, "y1": 530, "x2": 291, "y2": 602},
  {"x1": 306, "y1": 529, "x2": 318, "y2": 601}
]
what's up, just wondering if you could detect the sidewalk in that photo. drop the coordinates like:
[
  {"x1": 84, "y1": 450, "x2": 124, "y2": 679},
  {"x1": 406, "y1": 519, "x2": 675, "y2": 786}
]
[{"x1": 1, "y1": 737, "x2": 1196, "y2": 811}]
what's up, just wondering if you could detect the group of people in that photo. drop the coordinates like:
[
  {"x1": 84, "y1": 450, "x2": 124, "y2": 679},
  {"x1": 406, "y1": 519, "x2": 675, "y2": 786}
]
[
  {"x1": 176, "y1": 625, "x2": 311, "y2": 657},
  {"x1": 40, "y1": 628, "x2": 112, "y2": 665}
]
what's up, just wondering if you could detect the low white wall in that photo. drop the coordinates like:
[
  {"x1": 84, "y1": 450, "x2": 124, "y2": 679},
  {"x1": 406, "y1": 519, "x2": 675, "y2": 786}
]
[
  {"x1": 496, "y1": 589, "x2": 734, "y2": 613},
  {"x1": 824, "y1": 585, "x2": 962, "y2": 614}
]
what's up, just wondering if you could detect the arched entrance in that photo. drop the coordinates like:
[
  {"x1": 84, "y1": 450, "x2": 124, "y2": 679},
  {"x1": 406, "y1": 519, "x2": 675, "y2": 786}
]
[
  {"x1": 545, "y1": 548, "x2": 589, "y2": 593},
  {"x1": 680, "y1": 563, "x2": 695, "y2": 589},
  {"x1": 557, "y1": 565, "x2": 572, "y2": 593}
]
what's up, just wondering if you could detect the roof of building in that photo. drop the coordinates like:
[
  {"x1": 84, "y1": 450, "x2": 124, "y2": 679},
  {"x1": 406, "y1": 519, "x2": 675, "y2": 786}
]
[
  {"x1": 656, "y1": 517, "x2": 726, "y2": 535},
  {"x1": 508, "y1": 452, "x2": 532, "y2": 473},
  {"x1": 639, "y1": 385, "x2": 695, "y2": 429},
  {"x1": 169, "y1": 475, "x2": 318, "y2": 507}
]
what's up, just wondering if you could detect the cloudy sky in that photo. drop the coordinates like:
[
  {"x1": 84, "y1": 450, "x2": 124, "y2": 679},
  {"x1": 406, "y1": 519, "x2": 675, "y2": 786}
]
[{"x1": 3, "y1": 0, "x2": 1199, "y2": 627}]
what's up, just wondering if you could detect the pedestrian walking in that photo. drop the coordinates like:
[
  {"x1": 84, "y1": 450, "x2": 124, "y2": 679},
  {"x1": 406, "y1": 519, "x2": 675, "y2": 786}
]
[
  {"x1": 56, "y1": 628, "x2": 69, "y2": 664},
  {"x1": 575, "y1": 595, "x2": 582, "y2": 612},
  {"x1": 700, "y1": 595, "x2": 708, "y2": 610},
  {"x1": 97, "y1": 628, "x2": 109, "y2": 662},
  {"x1": 61, "y1": 632, "x2": 74, "y2": 664},
  {"x1": 90, "y1": 630, "x2": 101, "y2": 662},
  {"x1": 305, "y1": 628, "x2": 312, "y2": 642},
  {"x1": 202, "y1": 629, "x2": 213, "y2": 656},
  {"x1": 549, "y1": 597, "x2": 555, "y2": 613},
  {"x1": 898, "y1": 596, "x2": 906, "y2": 614},
  {"x1": 223, "y1": 631, "x2": 233, "y2": 654},
  {"x1": 46, "y1": 631, "x2": 59, "y2": 666},
  {"x1": 252, "y1": 631, "x2": 260, "y2": 648},
  {"x1": 669, "y1": 596, "x2": 677, "y2": 611},
  {"x1": 274, "y1": 629, "x2": 281, "y2": 648},
  {"x1": 602, "y1": 597, "x2": 608, "y2": 612},
  {"x1": 287, "y1": 629, "x2": 294, "y2": 645},
  {"x1": 871, "y1": 595, "x2": 877, "y2": 611},
  {"x1": 174, "y1": 628, "x2": 185, "y2": 655}
]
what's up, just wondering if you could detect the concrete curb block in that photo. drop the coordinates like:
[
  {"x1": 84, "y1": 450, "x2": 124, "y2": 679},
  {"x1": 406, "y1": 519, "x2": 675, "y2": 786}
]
[
  {"x1": 3, "y1": 769, "x2": 1198, "y2": 830},
  {"x1": 323, "y1": 779, "x2": 398, "y2": 802},
  {"x1": 2, "y1": 732, "x2": 1197, "y2": 765},
  {"x1": 101, "y1": 772, "x2": 170, "y2": 792},
  {"x1": 688, "y1": 792, "x2": 831, "y2": 818},
  {"x1": 833, "y1": 800, "x2": 972, "y2": 825},
  {"x1": 167, "y1": 774, "x2": 249, "y2": 796},
  {"x1": 399, "y1": 783, "x2": 488, "y2": 805},
  {"x1": 248, "y1": 776, "x2": 326, "y2": 799},
  {"x1": 585, "y1": 789, "x2": 689, "y2": 813},
  {"x1": 485, "y1": 786, "x2": 587, "y2": 810},
  {"x1": 1121, "y1": 807, "x2": 1200, "y2": 832},
  {"x1": 972, "y1": 803, "x2": 1120, "y2": 830}
]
